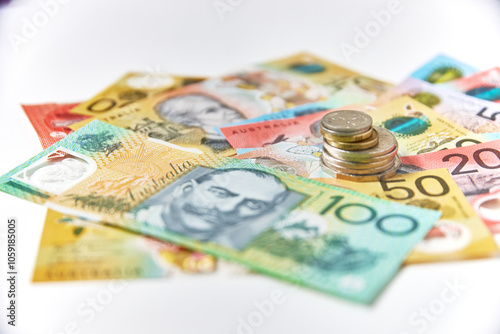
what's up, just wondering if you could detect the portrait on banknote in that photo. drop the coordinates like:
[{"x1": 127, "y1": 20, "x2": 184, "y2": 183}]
[
  {"x1": 135, "y1": 166, "x2": 305, "y2": 250},
  {"x1": 154, "y1": 93, "x2": 245, "y2": 151}
]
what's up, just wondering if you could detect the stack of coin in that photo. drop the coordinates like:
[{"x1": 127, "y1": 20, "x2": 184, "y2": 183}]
[{"x1": 320, "y1": 110, "x2": 400, "y2": 182}]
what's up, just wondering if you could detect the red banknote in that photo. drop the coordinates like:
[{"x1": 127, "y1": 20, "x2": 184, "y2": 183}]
[
  {"x1": 220, "y1": 109, "x2": 332, "y2": 149},
  {"x1": 22, "y1": 103, "x2": 89, "y2": 149}
]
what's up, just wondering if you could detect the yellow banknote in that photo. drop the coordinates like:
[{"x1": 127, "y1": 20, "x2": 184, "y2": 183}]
[
  {"x1": 71, "y1": 72, "x2": 205, "y2": 117},
  {"x1": 368, "y1": 96, "x2": 475, "y2": 155},
  {"x1": 262, "y1": 52, "x2": 393, "y2": 101},
  {"x1": 324, "y1": 168, "x2": 498, "y2": 264},
  {"x1": 68, "y1": 67, "x2": 329, "y2": 156},
  {"x1": 435, "y1": 132, "x2": 488, "y2": 150},
  {"x1": 33, "y1": 210, "x2": 216, "y2": 282}
]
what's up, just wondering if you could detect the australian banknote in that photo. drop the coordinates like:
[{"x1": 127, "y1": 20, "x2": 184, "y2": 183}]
[
  {"x1": 22, "y1": 103, "x2": 87, "y2": 149},
  {"x1": 237, "y1": 146, "x2": 498, "y2": 263},
  {"x1": 328, "y1": 169, "x2": 498, "y2": 263},
  {"x1": 410, "y1": 54, "x2": 477, "y2": 84},
  {"x1": 216, "y1": 101, "x2": 338, "y2": 135},
  {"x1": 440, "y1": 67, "x2": 500, "y2": 102},
  {"x1": 68, "y1": 67, "x2": 331, "y2": 156},
  {"x1": 373, "y1": 77, "x2": 500, "y2": 133},
  {"x1": 261, "y1": 52, "x2": 393, "y2": 104},
  {"x1": 369, "y1": 96, "x2": 477, "y2": 155},
  {"x1": 219, "y1": 109, "x2": 327, "y2": 152},
  {"x1": 70, "y1": 72, "x2": 206, "y2": 117},
  {"x1": 235, "y1": 141, "x2": 330, "y2": 179},
  {"x1": 69, "y1": 53, "x2": 392, "y2": 157},
  {"x1": 33, "y1": 209, "x2": 216, "y2": 282},
  {"x1": 0, "y1": 120, "x2": 441, "y2": 303},
  {"x1": 221, "y1": 96, "x2": 476, "y2": 156},
  {"x1": 23, "y1": 102, "x2": 217, "y2": 282}
]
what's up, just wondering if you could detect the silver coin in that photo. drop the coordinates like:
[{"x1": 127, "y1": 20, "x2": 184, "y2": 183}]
[
  {"x1": 323, "y1": 127, "x2": 398, "y2": 161},
  {"x1": 324, "y1": 143, "x2": 398, "y2": 163},
  {"x1": 321, "y1": 156, "x2": 401, "y2": 182},
  {"x1": 321, "y1": 150, "x2": 395, "y2": 169},
  {"x1": 321, "y1": 154, "x2": 396, "y2": 175},
  {"x1": 321, "y1": 110, "x2": 372, "y2": 134}
]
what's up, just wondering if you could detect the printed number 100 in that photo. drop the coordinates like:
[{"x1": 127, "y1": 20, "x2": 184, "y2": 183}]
[{"x1": 320, "y1": 195, "x2": 419, "y2": 236}]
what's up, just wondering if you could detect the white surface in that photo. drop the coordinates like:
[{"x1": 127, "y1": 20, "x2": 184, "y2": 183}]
[{"x1": 1, "y1": 0, "x2": 500, "y2": 333}]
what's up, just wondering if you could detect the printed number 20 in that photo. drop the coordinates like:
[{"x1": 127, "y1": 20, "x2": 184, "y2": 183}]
[{"x1": 442, "y1": 148, "x2": 500, "y2": 175}]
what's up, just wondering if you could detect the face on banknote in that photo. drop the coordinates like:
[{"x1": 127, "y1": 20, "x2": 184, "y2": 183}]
[
  {"x1": 68, "y1": 67, "x2": 331, "y2": 156},
  {"x1": 0, "y1": 120, "x2": 442, "y2": 303},
  {"x1": 66, "y1": 53, "x2": 394, "y2": 157}
]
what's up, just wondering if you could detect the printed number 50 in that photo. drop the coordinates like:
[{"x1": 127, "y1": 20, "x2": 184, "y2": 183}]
[{"x1": 380, "y1": 175, "x2": 450, "y2": 200}]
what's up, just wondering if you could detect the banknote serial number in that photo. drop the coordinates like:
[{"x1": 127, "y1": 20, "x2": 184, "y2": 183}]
[{"x1": 6, "y1": 218, "x2": 17, "y2": 326}]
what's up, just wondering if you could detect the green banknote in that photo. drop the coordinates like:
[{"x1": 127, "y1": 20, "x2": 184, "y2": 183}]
[
  {"x1": 0, "y1": 120, "x2": 441, "y2": 303},
  {"x1": 368, "y1": 96, "x2": 475, "y2": 155},
  {"x1": 410, "y1": 54, "x2": 477, "y2": 84}
]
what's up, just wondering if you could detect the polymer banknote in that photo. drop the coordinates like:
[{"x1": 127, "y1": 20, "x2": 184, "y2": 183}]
[
  {"x1": 0, "y1": 120, "x2": 441, "y2": 303},
  {"x1": 373, "y1": 77, "x2": 500, "y2": 133},
  {"x1": 237, "y1": 146, "x2": 498, "y2": 263},
  {"x1": 70, "y1": 72, "x2": 206, "y2": 117},
  {"x1": 33, "y1": 210, "x2": 216, "y2": 282},
  {"x1": 22, "y1": 103, "x2": 87, "y2": 149},
  {"x1": 441, "y1": 67, "x2": 500, "y2": 102},
  {"x1": 410, "y1": 54, "x2": 477, "y2": 84},
  {"x1": 69, "y1": 53, "x2": 392, "y2": 157}
]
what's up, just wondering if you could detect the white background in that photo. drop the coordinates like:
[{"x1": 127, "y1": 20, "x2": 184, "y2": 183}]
[{"x1": 1, "y1": 0, "x2": 500, "y2": 333}]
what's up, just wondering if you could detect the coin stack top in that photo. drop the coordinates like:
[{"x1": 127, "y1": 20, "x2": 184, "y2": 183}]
[{"x1": 320, "y1": 110, "x2": 400, "y2": 182}]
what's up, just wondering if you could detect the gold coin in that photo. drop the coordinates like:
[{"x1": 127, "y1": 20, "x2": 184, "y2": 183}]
[
  {"x1": 325, "y1": 127, "x2": 379, "y2": 151},
  {"x1": 324, "y1": 144, "x2": 398, "y2": 163},
  {"x1": 320, "y1": 157, "x2": 401, "y2": 182},
  {"x1": 321, "y1": 154, "x2": 396, "y2": 175},
  {"x1": 323, "y1": 127, "x2": 398, "y2": 161},
  {"x1": 321, "y1": 127, "x2": 373, "y2": 143},
  {"x1": 321, "y1": 150, "x2": 395, "y2": 169}
]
